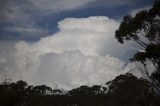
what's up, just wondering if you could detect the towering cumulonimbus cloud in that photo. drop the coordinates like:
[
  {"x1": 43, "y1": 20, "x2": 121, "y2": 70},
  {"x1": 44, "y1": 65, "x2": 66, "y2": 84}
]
[{"x1": 0, "y1": 16, "x2": 141, "y2": 90}]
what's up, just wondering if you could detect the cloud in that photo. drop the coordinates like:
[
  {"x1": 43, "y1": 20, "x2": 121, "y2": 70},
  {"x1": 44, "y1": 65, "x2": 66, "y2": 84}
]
[
  {"x1": 0, "y1": 16, "x2": 150, "y2": 90},
  {"x1": 0, "y1": 0, "x2": 140, "y2": 24},
  {"x1": 30, "y1": 0, "x2": 96, "y2": 12},
  {"x1": 0, "y1": 0, "x2": 95, "y2": 24},
  {"x1": 93, "y1": 0, "x2": 141, "y2": 7},
  {"x1": 29, "y1": 0, "x2": 141, "y2": 13},
  {"x1": 2, "y1": 27, "x2": 48, "y2": 34},
  {"x1": 0, "y1": 41, "x2": 22, "y2": 81},
  {"x1": 0, "y1": 16, "x2": 145, "y2": 90},
  {"x1": 1, "y1": 27, "x2": 49, "y2": 41},
  {"x1": 15, "y1": 16, "x2": 134, "y2": 58},
  {"x1": 34, "y1": 51, "x2": 127, "y2": 90},
  {"x1": 0, "y1": 0, "x2": 146, "y2": 41}
]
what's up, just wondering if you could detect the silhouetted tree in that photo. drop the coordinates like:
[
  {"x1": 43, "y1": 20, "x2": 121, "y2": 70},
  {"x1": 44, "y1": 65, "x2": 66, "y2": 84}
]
[
  {"x1": 115, "y1": 0, "x2": 160, "y2": 94},
  {"x1": 0, "y1": 74, "x2": 159, "y2": 106},
  {"x1": 106, "y1": 73, "x2": 159, "y2": 106}
]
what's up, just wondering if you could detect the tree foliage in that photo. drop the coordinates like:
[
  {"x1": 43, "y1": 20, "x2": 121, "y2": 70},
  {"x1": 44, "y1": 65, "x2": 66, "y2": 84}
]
[
  {"x1": 0, "y1": 74, "x2": 159, "y2": 106},
  {"x1": 115, "y1": 0, "x2": 160, "y2": 94}
]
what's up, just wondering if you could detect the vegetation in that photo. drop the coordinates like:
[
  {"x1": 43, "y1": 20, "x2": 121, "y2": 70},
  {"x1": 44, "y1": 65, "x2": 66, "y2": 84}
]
[
  {"x1": 0, "y1": 74, "x2": 160, "y2": 106},
  {"x1": 115, "y1": 0, "x2": 160, "y2": 94}
]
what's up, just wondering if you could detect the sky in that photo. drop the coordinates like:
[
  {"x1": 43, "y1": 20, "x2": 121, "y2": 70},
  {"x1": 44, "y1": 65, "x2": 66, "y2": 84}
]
[{"x1": 0, "y1": 0, "x2": 155, "y2": 90}]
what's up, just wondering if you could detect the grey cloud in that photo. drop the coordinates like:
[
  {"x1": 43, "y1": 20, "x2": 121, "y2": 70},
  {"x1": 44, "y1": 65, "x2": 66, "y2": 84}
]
[
  {"x1": 0, "y1": 41, "x2": 22, "y2": 82},
  {"x1": 87, "y1": 0, "x2": 142, "y2": 8},
  {"x1": 0, "y1": 0, "x2": 144, "y2": 41}
]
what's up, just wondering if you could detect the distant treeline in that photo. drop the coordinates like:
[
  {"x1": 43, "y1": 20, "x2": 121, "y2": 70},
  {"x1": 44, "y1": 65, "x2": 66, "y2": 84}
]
[{"x1": 0, "y1": 73, "x2": 160, "y2": 106}]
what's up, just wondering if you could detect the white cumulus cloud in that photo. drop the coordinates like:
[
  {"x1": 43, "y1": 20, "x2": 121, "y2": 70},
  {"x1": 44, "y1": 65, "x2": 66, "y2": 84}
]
[{"x1": 0, "y1": 16, "x2": 140, "y2": 90}]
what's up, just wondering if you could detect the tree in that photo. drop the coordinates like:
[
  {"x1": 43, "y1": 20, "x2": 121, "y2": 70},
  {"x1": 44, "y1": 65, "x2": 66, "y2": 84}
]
[
  {"x1": 32, "y1": 85, "x2": 53, "y2": 96},
  {"x1": 115, "y1": 0, "x2": 160, "y2": 94},
  {"x1": 106, "y1": 73, "x2": 159, "y2": 106}
]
